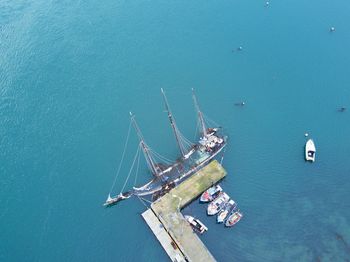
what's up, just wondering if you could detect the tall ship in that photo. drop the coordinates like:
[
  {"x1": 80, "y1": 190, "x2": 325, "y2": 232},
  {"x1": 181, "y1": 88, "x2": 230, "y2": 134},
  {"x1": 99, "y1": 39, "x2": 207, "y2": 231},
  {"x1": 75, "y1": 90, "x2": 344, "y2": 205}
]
[{"x1": 104, "y1": 89, "x2": 227, "y2": 206}]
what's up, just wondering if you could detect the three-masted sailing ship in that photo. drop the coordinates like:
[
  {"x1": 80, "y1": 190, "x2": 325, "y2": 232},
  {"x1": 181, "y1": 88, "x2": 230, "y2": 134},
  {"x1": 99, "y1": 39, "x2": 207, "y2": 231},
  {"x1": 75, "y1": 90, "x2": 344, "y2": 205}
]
[{"x1": 104, "y1": 89, "x2": 227, "y2": 207}]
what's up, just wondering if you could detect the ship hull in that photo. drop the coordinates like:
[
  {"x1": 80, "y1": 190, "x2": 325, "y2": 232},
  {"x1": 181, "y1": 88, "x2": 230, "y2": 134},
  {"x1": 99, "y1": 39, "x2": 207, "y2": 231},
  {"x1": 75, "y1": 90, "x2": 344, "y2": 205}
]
[{"x1": 132, "y1": 138, "x2": 227, "y2": 198}]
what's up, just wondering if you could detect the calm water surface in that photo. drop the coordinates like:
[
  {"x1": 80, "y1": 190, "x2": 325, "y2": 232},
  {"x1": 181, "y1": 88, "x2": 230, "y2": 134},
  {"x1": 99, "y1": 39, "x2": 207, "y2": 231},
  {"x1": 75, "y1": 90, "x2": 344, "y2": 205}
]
[{"x1": 1, "y1": 0, "x2": 350, "y2": 261}]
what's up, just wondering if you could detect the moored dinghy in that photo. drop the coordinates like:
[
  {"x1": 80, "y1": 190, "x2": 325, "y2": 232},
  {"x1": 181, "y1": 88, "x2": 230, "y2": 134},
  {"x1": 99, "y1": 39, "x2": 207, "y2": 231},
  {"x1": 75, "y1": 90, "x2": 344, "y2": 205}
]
[
  {"x1": 217, "y1": 199, "x2": 237, "y2": 223},
  {"x1": 207, "y1": 192, "x2": 230, "y2": 215},
  {"x1": 200, "y1": 185, "x2": 223, "y2": 203},
  {"x1": 225, "y1": 210, "x2": 243, "y2": 227},
  {"x1": 305, "y1": 139, "x2": 316, "y2": 162},
  {"x1": 185, "y1": 215, "x2": 208, "y2": 234}
]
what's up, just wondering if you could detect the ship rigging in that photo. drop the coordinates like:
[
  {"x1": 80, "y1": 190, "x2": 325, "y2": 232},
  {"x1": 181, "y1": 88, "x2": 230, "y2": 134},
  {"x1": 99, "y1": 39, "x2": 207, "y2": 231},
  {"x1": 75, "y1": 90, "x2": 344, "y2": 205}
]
[{"x1": 104, "y1": 89, "x2": 227, "y2": 207}]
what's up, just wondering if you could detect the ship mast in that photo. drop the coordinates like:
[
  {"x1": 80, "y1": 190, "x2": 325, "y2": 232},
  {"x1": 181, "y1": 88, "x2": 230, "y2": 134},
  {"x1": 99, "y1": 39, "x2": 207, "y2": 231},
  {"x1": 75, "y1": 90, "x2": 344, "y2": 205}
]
[
  {"x1": 192, "y1": 88, "x2": 207, "y2": 137},
  {"x1": 129, "y1": 112, "x2": 159, "y2": 177},
  {"x1": 161, "y1": 88, "x2": 186, "y2": 157}
]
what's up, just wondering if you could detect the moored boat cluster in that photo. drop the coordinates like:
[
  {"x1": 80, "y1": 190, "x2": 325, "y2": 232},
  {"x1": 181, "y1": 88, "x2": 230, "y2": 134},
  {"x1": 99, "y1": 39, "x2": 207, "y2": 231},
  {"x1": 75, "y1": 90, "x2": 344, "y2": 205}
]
[
  {"x1": 185, "y1": 184, "x2": 243, "y2": 234},
  {"x1": 203, "y1": 185, "x2": 243, "y2": 227}
]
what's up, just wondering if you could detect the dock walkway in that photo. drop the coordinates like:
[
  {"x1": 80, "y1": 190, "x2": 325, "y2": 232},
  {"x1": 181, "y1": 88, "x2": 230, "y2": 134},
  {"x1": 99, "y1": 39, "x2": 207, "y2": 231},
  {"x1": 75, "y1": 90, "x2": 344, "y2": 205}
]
[
  {"x1": 142, "y1": 160, "x2": 227, "y2": 262},
  {"x1": 142, "y1": 209, "x2": 186, "y2": 262}
]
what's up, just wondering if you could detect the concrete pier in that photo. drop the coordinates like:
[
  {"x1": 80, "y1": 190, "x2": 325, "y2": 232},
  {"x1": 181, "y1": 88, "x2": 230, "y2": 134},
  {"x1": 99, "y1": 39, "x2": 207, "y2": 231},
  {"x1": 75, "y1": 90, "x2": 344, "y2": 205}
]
[
  {"x1": 142, "y1": 160, "x2": 227, "y2": 262},
  {"x1": 142, "y1": 209, "x2": 186, "y2": 262}
]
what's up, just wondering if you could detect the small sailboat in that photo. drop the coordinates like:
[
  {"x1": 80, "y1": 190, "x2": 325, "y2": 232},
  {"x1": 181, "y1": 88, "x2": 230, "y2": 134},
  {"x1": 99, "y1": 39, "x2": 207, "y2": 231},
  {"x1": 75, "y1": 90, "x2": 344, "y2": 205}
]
[
  {"x1": 305, "y1": 139, "x2": 316, "y2": 162},
  {"x1": 207, "y1": 192, "x2": 230, "y2": 215},
  {"x1": 225, "y1": 210, "x2": 243, "y2": 227},
  {"x1": 185, "y1": 215, "x2": 208, "y2": 234},
  {"x1": 200, "y1": 185, "x2": 223, "y2": 203},
  {"x1": 217, "y1": 199, "x2": 237, "y2": 223}
]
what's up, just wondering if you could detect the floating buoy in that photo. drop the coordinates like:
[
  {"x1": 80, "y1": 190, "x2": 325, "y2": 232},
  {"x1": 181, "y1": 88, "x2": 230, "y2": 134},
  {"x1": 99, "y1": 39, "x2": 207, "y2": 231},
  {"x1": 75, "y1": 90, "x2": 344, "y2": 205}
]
[
  {"x1": 305, "y1": 133, "x2": 309, "y2": 137},
  {"x1": 237, "y1": 46, "x2": 243, "y2": 51},
  {"x1": 330, "y1": 26, "x2": 335, "y2": 32},
  {"x1": 265, "y1": 1, "x2": 270, "y2": 7},
  {"x1": 234, "y1": 101, "x2": 245, "y2": 106}
]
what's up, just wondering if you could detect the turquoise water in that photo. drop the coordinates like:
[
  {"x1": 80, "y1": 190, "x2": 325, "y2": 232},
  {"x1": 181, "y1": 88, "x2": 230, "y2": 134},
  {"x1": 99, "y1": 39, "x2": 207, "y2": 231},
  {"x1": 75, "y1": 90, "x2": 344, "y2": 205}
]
[{"x1": 1, "y1": 0, "x2": 350, "y2": 261}]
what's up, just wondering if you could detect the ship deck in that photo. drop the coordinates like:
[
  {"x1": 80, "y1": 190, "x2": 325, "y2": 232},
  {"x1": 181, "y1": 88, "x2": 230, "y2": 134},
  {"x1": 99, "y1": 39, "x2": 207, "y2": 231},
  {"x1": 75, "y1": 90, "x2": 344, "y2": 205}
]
[{"x1": 142, "y1": 160, "x2": 227, "y2": 262}]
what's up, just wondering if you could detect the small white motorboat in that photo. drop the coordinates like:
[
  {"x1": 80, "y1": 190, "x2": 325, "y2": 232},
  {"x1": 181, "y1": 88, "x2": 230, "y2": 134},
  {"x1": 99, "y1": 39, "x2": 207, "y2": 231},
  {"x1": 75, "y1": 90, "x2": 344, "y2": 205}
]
[
  {"x1": 185, "y1": 215, "x2": 208, "y2": 234},
  {"x1": 305, "y1": 139, "x2": 316, "y2": 162}
]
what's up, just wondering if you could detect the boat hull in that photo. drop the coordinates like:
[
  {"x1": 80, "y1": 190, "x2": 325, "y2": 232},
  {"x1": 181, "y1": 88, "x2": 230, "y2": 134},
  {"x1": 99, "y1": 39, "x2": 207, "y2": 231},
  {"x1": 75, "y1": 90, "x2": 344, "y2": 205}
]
[
  {"x1": 132, "y1": 137, "x2": 227, "y2": 198},
  {"x1": 200, "y1": 185, "x2": 223, "y2": 203},
  {"x1": 105, "y1": 125, "x2": 228, "y2": 206},
  {"x1": 185, "y1": 215, "x2": 208, "y2": 234},
  {"x1": 207, "y1": 192, "x2": 230, "y2": 216},
  {"x1": 217, "y1": 200, "x2": 236, "y2": 223},
  {"x1": 305, "y1": 139, "x2": 316, "y2": 162},
  {"x1": 225, "y1": 211, "x2": 243, "y2": 227}
]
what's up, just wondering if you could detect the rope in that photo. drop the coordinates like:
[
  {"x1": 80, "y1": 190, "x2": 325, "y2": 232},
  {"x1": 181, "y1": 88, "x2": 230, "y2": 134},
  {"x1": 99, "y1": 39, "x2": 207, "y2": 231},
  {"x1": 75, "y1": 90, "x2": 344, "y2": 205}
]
[
  {"x1": 193, "y1": 118, "x2": 199, "y2": 140},
  {"x1": 203, "y1": 113, "x2": 221, "y2": 128},
  {"x1": 139, "y1": 141, "x2": 158, "y2": 174},
  {"x1": 137, "y1": 196, "x2": 150, "y2": 209},
  {"x1": 148, "y1": 147, "x2": 174, "y2": 164},
  {"x1": 151, "y1": 151, "x2": 172, "y2": 163},
  {"x1": 133, "y1": 144, "x2": 141, "y2": 186},
  {"x1": 139, "y1": 196, "x2": 153, "y2": 204},
  {"x1": 120, "y1": 145, "x2": 141, "y2": 193},
  {"x1": 179, "y1": 131, "x2": 193, "y2": 147},
  {"x1": 220, "y1": 147, "x2": 227, "y2": 165},
  {"x1": 109, "y1": 120, "x2": 132, "y2": 195},
  {"x1": 173, "y1": 129, "x2": 192, "y2": 153}
]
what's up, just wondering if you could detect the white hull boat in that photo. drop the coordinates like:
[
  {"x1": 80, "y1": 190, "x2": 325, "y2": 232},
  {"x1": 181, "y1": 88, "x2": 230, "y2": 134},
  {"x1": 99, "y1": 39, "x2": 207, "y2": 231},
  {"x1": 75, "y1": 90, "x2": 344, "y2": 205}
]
[
  {"x1": 185, "y1": 215, "x2": 208, "y2": 234},
  {"x1": 217, "y1": 199, "x2": 237, "y2": 223},
  {"x1": 200, "y1": 185, "x2": 223, "y2": 203},
  {"x1": 207, "y1": 192, "x2": 230, "y2": 216},
  {"x1": 305, "y1": 139, "x2": 316, "y2": 162},
  {"x1": 225, "y1": 210, "x2": 243, "y2": 227}
]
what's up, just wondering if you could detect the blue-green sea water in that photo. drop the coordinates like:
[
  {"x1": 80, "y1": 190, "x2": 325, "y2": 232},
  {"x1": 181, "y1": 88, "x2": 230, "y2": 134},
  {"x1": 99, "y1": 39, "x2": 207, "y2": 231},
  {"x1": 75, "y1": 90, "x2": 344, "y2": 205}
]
[{"x1": 1, "y1": 0, "x2": 350, "y2": 261}]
